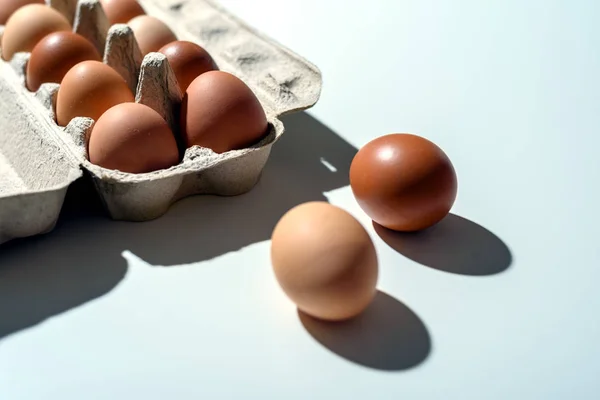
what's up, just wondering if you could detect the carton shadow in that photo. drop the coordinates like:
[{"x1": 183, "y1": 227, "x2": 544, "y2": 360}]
[
  {"x1": 0, "y1": 185, "x2": 127, "y2": 340},
  {"x1": 0, "y1": 111, "x2": 358, "y2": 339},
  {"x1": 373, "y1": 214, "x2": 512, "y2": 276},
  {"x1": 298, "y1": 291, "x2": 431, "y2": 371},
  {"x1": 127, "y1": 111, "x2": 358, "y2": 265}
]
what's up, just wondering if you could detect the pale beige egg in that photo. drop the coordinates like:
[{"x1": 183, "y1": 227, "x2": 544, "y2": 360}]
[
  {"x1": 1, "y1": 4, "x2": 71, "y2": 61},
  {"x1": 271, "y1": 202, "x2": 379, "y2": 321}
]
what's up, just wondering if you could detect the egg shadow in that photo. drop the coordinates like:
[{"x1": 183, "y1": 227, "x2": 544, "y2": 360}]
[
  {"x1": 0, "y1": 111, "x2": 358, "y2": 339},
  {"x1": 373, "y1": 214, "x2": 512, "y2": 276},
  {"x1": 299, "y1": 291, "x2": 431, "y2": 371}
]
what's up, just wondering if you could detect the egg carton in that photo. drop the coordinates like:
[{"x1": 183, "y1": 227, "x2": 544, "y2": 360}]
[{"x1": 0, "y1": 0, "x2": 322, "y2": 244}]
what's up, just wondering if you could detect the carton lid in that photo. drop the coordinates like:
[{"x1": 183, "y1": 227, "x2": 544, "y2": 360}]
[{"x1": 140, "y1": 0, "x2": 323, "y2": 117}]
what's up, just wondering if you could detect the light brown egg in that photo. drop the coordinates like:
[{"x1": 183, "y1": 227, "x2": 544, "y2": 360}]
[
  {"x1": 56, "y1": 60, "x2": 134, "y2": 126},
  {"x1": 88, "y1": 102, "x2": 179, "y2": 173},
  {"x1": 180, "y1": 71, "x2": 268, "y2": 154},
  {"x1": 1, "y1": 4, "x2": 71, "y2": 61},
  {"x1": 127, "y1": 15, "x2": 177, "y2": 55},
  {"x1": 270, "y1": 202, "x2": 379, "y2": 321},
  {"x1": 158, "y1": 40, "x2": 218, "y2": 93},
  {"x1": 99, "y1": 0, "x2": 145, "y2": 25},
  {"x1": 0, "y1": 0, "x2": 44, "y2": 25},
  {"x1": 26, "y1": 31, "x2": 101, "y2": 92}
]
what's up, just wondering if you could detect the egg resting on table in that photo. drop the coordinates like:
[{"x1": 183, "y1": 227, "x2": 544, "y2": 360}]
[
  {"x1": 27, "y1": 31, "x2": 101, "y2": 92},
  {"x1": 271, "y1": 201, "x2": 379, "y2": 321},
  {"x1": 349, "y1": 133, "x2": 458, "y2": 232},
  {"x1": 56, "y1": 60, "x2": 134, "y2": 126},
  {"x1": 1, "y1": 4, "x2": 71, "y2": 61}
]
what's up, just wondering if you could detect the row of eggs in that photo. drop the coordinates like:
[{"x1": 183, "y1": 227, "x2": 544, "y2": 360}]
[
  {"x1": 0, "y1": 0, "x2": 142, "y2": 26},
  {"x1": 1, "y1": 0, "x2": 181, "y2": 62},
  {"x1": 1, "y1": 0, "x2": 269, "y2": 173}
]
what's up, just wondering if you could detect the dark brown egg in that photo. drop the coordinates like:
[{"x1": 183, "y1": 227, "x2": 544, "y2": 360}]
[
  {"x1": 349, "y1": 133, "x2": 458, "y2": 232},
  {"x1": 88, "y1": 102, "x2": 179, "y2": 173},
  {"x1": 1, "y1": 4, "x2": 71, "y2": 61},
  {"x1": 180, "y1": 71, "x2": 268, "y2": 154},
  {"x1": 26, "y1": 31, "x2": 101, "y2": 92},
  {"x1": 0, "y1": 0, "x2": 44, "y2": 25},
  {"x1": 56, "y1": 60, "x2": 135, "y2": 126},
  {"x1": 271, "y1": 202, "x2": 379, "y2": 321},
  {"x1": 158, "y1": 40, "x2": 218, "y2": 93},
  {"x1": 99, "y1": 0, "x2": 145, "y2": 25},
  {"x1": 127, "y1": 15, "x2": 176, "y2": 55}
]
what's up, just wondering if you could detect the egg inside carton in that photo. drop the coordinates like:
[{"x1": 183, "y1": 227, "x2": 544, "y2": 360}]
[
  {"x1": 0, "y1": 0, "x2": 321, "y2": 243},
  {"x1": 1, "y1": 0, "x2": 280, "y2": 220}
]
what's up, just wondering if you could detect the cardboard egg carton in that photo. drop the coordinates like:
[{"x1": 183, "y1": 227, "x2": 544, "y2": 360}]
[{"x1": 0, "y1": 0, "x2": 322, "y2": 244}]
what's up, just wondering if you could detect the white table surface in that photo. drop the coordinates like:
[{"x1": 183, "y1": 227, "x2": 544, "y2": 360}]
[{"x1": 1, "y1": 0, "x2": 599, "y2": 398}]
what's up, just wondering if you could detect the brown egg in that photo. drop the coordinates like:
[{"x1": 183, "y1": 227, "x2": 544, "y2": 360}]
[
  {"x1": 127, "y1": 15, "x2": 177, "y2": 55},
  {"x1": 350, "y1": 133, "x2": 458, "y2": 232},
  {"x1": 99, "y1": 0, "x2": 145, "y2": 25},
  {"x1": 26, "y1": 31, "x2": 101, "y2": 92},
  {"x1": 56, "y1": 60, "x2": 134, "y2": 126},
  {"x1": 0, "y1": 0, "x2": 44, "y2": 25},
  {"x1": 158, "y1": 40, "x2": 218, "y2": 93},
  {"x1": 88, "y1": 102, "x2": 179, "y2": 173},
  {"x1": 1, "y1": 4, "x2": 71, "y2": 61},
  {"x1": 271, "y1": 202, "x2": 379, "y2": 321},
  {"x1": 181, "y1": 71, "x2": 268, "y2": 154}
]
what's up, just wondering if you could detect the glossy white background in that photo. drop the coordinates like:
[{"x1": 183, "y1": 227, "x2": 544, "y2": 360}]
[{"x1": 1, "y1": 0, "x2": 599, "y2": 398}]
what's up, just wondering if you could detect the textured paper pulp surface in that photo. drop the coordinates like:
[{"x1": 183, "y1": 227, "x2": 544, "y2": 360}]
[
  {"x1": 0, "y1": 0, "x2": 322, "y2": 243},
  {"x1": 0, "y1": 60, "x2": 81, "y2": 244}
]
